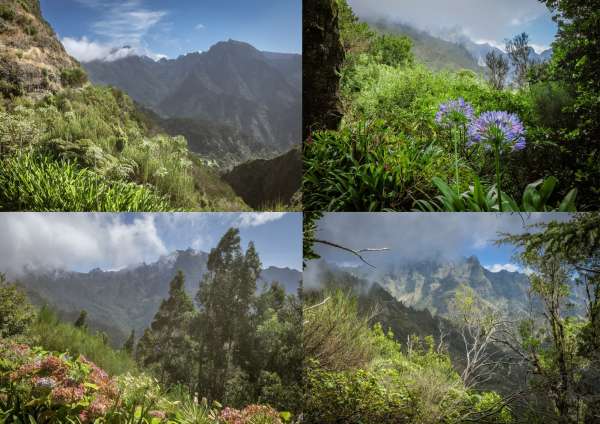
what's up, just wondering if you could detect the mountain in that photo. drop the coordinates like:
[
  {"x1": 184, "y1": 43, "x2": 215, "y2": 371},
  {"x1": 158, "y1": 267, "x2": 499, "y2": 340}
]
[
  {"x1": 306, "y1": 256, "x2": 584, "y2": 318},
  {"x1": 0, "y1": 0, "x2": 80, "y2": 98},
  {"x1": 15, "y1": 249, "x2": 302, "y2": 341},
  {"x1": 369, "y1": 21, "x2": 483, "y2": 72},
  {"x1": 83, "y1": 41, "x2": 301, "y2": 164},
  {"x1": 304, "y1": 260, "x2": 526, "y2": 395},
  {"x1": 369, "y1": 20, "x2": 553, "y2": 81},
  {"x1": 222, "y1": 148, "x2": 302, "y2": 209}
]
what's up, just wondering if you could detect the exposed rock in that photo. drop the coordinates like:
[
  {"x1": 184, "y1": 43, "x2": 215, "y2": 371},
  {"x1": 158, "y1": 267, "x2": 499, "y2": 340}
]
[
  {"x1": 0, "y1": 0, "x2": 81, "y2": 99},
  {"x1": 303, "y1": 0, "x2": 345, "y2": 140}
]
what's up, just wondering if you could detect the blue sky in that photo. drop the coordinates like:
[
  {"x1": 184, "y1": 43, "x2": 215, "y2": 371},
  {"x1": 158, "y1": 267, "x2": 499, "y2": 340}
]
[
  {"x1": 313, "y1": 213, "x2": 573, "y2": 273},
  {"x1": 0, "y1": 213, "x2": 302, "y2": 276},
  {"x1": 40, "y1": 0, "x2": 301, "y2": 62},
  {"x1": 349, "y1": 0, "x2": 557, "y2": 53}
]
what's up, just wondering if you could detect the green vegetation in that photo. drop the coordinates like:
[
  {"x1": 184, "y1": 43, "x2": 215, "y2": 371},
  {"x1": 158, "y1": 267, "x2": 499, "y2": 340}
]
[
  {"x1": 303, "y1": 290, "x2": 513, "y2": 423},
  {"x1": 0, "y1": 152, "x2": 172, "y2": 211},
  {"x1": 0, "y1": 84, "x2": 248, "y2": 211},
  {"x1": 304, "y1": 0, "x2": 597, "y2": 211},
  {"x1": 135, "y1": 229, "x2": 302, "y2": 416},
  {"x1": 60, "y1": 67, "x2": 88, "y2": 88},
  {"x1": 0, "y1": 227, "x2": 300, "y2": 422}
]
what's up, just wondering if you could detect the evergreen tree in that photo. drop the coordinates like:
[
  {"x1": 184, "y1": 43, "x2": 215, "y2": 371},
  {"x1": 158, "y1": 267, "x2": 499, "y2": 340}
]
[
  {"x1": 195, "y1": 228, "x2": 261, "y2": 401},
  {"x1": 74, "y1": 310, "x2": 87, "y2": 329},
  {"x1": 136, "y1": 271, "x2": 197, "y2": 389},
  {"x1": 123, "y1": 329, "x2": 135, "y2": 355}
]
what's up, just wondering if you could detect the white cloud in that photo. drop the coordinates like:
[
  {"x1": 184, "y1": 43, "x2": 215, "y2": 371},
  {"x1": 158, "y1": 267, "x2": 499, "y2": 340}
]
[
  {"x1": 0, "y1": 214, "x2": 167, "y2": 276},
  {"x1": 233, "y1": 213, "x2": 286, "y2": 228},
  {"x1": 348, "y1": 0, "x2": 552, "y2": 50},
  {"x1": 314, "y1": 213, "x2": 573, "y2": 267},
  {"x1": 195, "y1": 23, "x2": 205, "y2": 30},
  {"x1": 62, "y1": 0, "x2": 169, "y2": 62},
  {"x1": 61, "y1": 36, "x2": 113, "y2": 62},
  {"x1": 484, "y1": 263, "x2": 521, "y2": 273},
  {"x1": 61, "y1": 36, "x2": 168, "y2": 62}
]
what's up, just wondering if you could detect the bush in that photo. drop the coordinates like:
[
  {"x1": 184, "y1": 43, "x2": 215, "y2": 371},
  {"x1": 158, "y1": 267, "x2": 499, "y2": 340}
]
[
  {"x1": 304, "y1": 123, "x2": 459, "y2": 211},
  {"x1": 60, "y1": 67, "x2": 88, "y2": 87},
  {"x1": 30, "y1": 307, "x2": 137, "y2": 376},
  {"x1": 0, "y1": 152, "x2": 173, "y2": 211},
  {"x1": 0, "y1": 5, "x2": 15, "y2": 21},
  {"x1": 0, "y1": 275, "x2": 34, "y2": 339}
]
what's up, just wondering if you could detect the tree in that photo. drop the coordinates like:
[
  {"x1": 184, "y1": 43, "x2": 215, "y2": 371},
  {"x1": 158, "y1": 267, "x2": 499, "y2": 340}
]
[
  {"x1": 74, "y1": 310, "x2": 87, "y2": 328},
  {"x1": 485, "y1": 50, "x2": 509, "y2": 90},
  {"x1": 195, "y1": 228, "x2": 261, "y2": 400},
  {"x1": 0, "y1": 274, "x2": 34, "y2": 338},
  {"x1": 498, "y1": 214, "x2": 599, "y2": 423},
  {"x1": 447, "y1": 285, "x2": 506, "y2": 388},
  {"x1": 536, "y1": 0, "x2": 600, "y2": 209},
  {"x1": 506, "y1": 33, "x2": 532, "y2": 88},
  {"x1": 370, "y1": 34, "x2": 413, "y2": 68},
  {"x1": 136, "y1": 271, "x2": 197, "y2": 389},
  {"x1": 123, "y1": 329, "x2": 135, "y2": 355}
]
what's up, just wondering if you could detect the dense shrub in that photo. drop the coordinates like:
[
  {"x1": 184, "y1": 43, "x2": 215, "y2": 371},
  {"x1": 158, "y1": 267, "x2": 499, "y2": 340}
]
[
  {"x1": 303, "y1": 291, "x2": 514, "y2": 424},
  {"x1": 30, "y1": 307, "x2": 137, "y2": 376},
  {"x1": 0, "y1": 5, "x2": 15, "y2": 21},
  {"x1": 60, "y1": 67, "x2": 88, "y2": 87},
  {"x1": 0, "y1": 340, "x2": 285, "y2": 424},
  {"x1": 304, "y1": 123, "x2": 461, "y2": 211}
]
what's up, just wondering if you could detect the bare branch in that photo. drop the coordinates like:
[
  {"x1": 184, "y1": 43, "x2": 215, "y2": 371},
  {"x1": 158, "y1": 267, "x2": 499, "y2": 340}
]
[{"x1": 313, "y1": 239, "x2": 389, "y2": 268}]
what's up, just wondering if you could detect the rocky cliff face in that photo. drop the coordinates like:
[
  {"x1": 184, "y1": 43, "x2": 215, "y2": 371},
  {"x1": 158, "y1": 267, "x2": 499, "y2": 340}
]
[
  {"x1": 303, "y1": 0, "x2": 345, "y2": 140},
  {"x1": 0, "y1": 0, "x2": 80, "y2": 98},
  {"x1": 222, "y1": 148, "x2": 302, "y2": 209}
]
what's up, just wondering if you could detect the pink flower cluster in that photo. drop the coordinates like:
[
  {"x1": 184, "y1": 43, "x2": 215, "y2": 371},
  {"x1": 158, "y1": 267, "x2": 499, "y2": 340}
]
[
  {"x1": 219, "y1": 404, "x2": 282, "y2": 424},
  {"x1": 4, "y1": 347, "x2": 121, "y2": 423}
]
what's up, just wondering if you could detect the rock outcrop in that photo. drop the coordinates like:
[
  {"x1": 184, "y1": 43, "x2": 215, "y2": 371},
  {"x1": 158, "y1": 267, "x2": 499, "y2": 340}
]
[{"x1": 0, "y1": 0, "x2": 81, "y2": 99}]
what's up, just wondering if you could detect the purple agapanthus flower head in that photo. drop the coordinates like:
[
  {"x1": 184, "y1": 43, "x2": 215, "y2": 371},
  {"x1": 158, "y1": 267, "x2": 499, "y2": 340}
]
[
  {"x1": 435, "y1": 98, "x2": 474, "y2": 127},
  {"x1": 468, "y1": 111, "x2": 526, "y2": 151}
]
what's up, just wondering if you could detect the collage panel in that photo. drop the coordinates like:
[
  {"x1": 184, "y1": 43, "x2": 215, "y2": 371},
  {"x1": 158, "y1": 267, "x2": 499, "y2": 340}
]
[
  {"x1": 303, "y1": 0, "x2": 599, "y2": 212},
  {"x1": 0, "y1": 0, "x2": 301, "y2": 212},
  {"x1": 0, "y1": 212, "x2": 303, "y2": 422},
  {"x1": 303, "y1": 212, "x2": 600, "y2": 423}
]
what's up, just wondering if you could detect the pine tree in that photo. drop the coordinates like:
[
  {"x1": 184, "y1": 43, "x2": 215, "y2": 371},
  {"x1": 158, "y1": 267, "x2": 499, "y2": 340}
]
[
  {"x1": 123, "y1": 329, "x2": 135, "y2": 355},
  {"x1": 74, "y1": 310, "x2": 87, "y2": 328},
  {"x1": 136, "y1": 270, "x2": 197, "y2": 389}
]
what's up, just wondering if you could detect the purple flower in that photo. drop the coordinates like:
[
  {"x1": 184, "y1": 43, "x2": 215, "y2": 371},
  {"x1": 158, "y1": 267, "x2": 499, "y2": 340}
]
[
  {"x1": 468, "y1": 111, "x2": 526, "y2": 151},
  {"x1": 435, "y1": 98, "x2": 474, "y2": 127}
]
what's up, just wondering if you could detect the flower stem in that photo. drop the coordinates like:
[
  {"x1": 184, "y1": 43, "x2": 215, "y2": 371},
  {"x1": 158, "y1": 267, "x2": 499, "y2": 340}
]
[
  {"x1": 494, "y1": 143, "x2": 503, "y2": 212},
  {"x1": 454, "y1": 127, "x2": 460, "y2": 195}
]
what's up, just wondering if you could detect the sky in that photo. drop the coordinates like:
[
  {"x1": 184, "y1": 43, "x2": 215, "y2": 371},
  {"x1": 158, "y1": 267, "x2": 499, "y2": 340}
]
[
  {"x1": 312, "y1": 213, "x2": 574, "y2": 273},
  {"x1": 0, "y1": 213, "x2": 302, "y2": 276},
  {"x1": 40, "y1": 0, "x2": 301, "y2": 62},
  {"x1": 348, "y1": 0, "x2": 558, "y2": 53}
]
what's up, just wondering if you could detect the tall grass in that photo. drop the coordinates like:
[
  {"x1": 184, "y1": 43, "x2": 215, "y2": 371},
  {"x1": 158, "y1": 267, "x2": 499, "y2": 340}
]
[
  {"x1": 0, "y1": 152, "x2": 172, "y2": 211},
  {"x1": 30, "y1": 306, "x2": 137, "y2": 376}
]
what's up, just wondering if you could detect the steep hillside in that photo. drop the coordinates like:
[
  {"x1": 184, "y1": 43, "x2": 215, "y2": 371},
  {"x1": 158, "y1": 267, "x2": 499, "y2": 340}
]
[
  {"x1": 136, "y1": 105, "x2": 270, "y2": 168},
  {"x1": 16, "y1": 249, "x2": 302, "y2": 338},
  {"x1": 83, "y1": 41, "x2": 301, "y2": 159},
  {"x1": 223, "y1": 148, "x2": 302, "y2": 209},
  {"x1": 369, "y1": 21, "x2": 483, "y2": 72},
  {"x1": 307, "y1": 256, "x2": 585, "y2": 317},
  {"x1": 0, "y1": 0, "x2": 81, "y2": 98},
  {"x1": 0, "y1": 0, "x2": 254, "y2": 212}
]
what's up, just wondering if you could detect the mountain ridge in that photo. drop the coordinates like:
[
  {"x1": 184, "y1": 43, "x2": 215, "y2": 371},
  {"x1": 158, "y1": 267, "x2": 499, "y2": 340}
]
[
  {"x1": 83, "y1": 39, "x2": 301, "y2": 164},
  {"x1": 14, "y1": 248, "x2": 301, "y2": 340}
]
